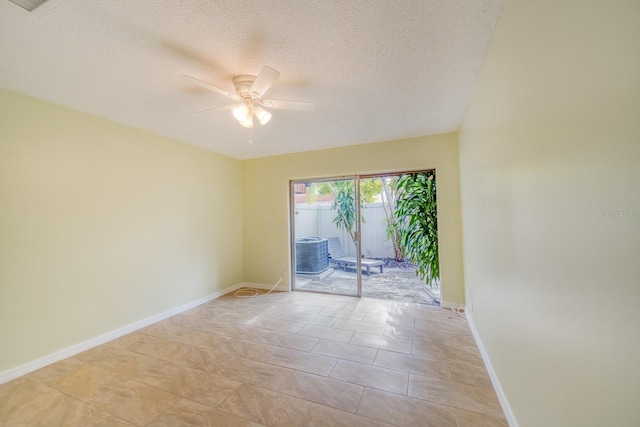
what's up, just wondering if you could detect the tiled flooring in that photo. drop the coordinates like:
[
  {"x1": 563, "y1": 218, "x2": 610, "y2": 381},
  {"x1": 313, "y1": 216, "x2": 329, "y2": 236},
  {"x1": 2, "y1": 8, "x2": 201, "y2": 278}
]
[{"x1": 0, "y1": 290, "x2": 507, "y2": 426}]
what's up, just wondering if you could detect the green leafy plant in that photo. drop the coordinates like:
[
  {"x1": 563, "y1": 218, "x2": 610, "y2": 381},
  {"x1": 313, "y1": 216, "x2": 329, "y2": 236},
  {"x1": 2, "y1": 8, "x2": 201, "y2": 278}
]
[
  {"x1": 329, "y1": 180, "x2": 363, "y2": 246},
  {"x1": 394, "y1": 172, "x2": 439, "y2": 287},
  {"x1": 359, "y1": 179, "x2": 381, "y2": 203},
  {"x1": 379, "y1": 176, "x2": 405, "y2": 261}
]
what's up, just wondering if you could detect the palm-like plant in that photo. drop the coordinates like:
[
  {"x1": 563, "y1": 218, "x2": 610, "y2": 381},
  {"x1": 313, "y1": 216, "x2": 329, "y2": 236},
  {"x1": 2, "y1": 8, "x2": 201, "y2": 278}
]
[
  {"x1": 329, "y1": 180, "x2": 361, "y2": 246},
  {"x1": 394, "y1": 172, "x2": 439, "y2": 287},
  {"x1": 380, "y1": 176, "x2": 405, "y2": 261}
]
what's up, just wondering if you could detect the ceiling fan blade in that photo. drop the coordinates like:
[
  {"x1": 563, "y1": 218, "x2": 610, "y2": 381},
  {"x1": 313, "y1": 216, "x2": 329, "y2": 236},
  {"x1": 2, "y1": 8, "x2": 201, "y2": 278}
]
[
  {"x1": 261, "y1": 99, "x2": 314, "y2": 111},
  {"x1": 196, "y1": 103, "x2": 237, "y2": 114},
  {"x1": 250, "y1": 66, "x2": 280, "y2": 98},
  {"x1": 180, "y1": 75, "x2": 238, "y2": 100}
]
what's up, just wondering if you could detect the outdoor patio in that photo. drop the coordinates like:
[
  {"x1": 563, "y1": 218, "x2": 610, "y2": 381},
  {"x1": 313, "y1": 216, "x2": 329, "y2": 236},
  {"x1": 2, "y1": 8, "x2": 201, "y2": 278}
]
[{"x1": 294, "y1": 259, "x2": 440, "y2": 305}]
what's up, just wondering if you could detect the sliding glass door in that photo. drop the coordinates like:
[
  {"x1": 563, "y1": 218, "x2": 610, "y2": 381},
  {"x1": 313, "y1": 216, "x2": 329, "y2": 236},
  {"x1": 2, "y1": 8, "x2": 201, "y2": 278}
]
[
  {"x1": 290, "y1": 170, "x2": 441, "y2": 305},
  {"x1": 290, "y1": 177, "x2": 361, "y2": 296}
]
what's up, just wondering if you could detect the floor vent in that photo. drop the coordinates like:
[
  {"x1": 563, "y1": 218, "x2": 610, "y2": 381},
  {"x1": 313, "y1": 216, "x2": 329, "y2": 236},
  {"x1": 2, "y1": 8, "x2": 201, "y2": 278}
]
[{"x1": 8, "y1": 0, "x2": 50, "y2": 12}]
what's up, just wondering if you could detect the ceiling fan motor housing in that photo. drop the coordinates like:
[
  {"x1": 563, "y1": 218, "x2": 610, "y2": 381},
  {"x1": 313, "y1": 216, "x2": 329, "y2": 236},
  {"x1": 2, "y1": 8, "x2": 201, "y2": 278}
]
[{"x1": 233, "y1": 75, "x2": 258, "y2": 101}]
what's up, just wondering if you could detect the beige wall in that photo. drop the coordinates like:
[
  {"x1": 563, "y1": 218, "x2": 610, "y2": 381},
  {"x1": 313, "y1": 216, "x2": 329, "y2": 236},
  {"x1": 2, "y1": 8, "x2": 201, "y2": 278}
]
[
  {"x1": 459, "y1": 1, "x2": 640, "y2": 426},
  {"x1": 242, "y1": 133, "x2": 465, "y2": 304},
  {"x1": 0, "y1": 88, "x2": 243, "y2": 372}
]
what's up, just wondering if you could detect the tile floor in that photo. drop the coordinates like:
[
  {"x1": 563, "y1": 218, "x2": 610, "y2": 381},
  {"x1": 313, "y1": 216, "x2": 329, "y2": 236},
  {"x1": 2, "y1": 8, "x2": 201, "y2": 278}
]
[{"x1": 0, "y1": 290, "x2": 508, "y2": 426}]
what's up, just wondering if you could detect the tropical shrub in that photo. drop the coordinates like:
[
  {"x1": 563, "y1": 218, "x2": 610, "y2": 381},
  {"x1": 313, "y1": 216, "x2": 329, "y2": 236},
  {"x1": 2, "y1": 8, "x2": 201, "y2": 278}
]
[
  {"x1": 394, "y1": 172, "x2": 439, "y2": 287},
  {"x1": 329, "y1": 180, "x2": 362, "y2": 246}
]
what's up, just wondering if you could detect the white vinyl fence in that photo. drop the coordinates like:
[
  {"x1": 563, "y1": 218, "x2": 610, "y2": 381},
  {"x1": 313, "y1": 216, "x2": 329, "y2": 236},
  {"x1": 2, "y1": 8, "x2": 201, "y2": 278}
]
[{"x1": 293, "y1": 202, "x2": 395, "y2": 259}]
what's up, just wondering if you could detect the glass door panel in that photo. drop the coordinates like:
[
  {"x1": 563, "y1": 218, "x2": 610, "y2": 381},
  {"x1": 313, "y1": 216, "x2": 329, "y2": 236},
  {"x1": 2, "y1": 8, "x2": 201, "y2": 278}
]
[
  {"x1": 291, "y1": 177, "x2": 361, "y2": 296},
  {"x1": 359, "y1": 173, "x2": 441, "y2": 304}
]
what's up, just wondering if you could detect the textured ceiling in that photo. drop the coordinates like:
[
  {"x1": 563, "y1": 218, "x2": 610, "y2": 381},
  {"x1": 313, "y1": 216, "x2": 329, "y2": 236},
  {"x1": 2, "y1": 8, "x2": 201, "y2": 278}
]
[{"x1": 0, "y1": 0, "x2": 503, "y2": 159}]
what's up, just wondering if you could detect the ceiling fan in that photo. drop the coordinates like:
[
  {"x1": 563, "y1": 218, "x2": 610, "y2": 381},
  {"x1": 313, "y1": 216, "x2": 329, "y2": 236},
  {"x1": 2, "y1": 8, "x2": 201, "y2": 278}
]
[{"x1": 181, "y1": 66, "x2": 313, "y2": 128}]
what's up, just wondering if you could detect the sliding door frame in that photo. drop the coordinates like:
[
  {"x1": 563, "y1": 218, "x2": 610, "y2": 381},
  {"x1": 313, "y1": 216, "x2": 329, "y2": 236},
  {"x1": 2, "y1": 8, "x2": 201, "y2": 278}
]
[
  {"x1": 290, "y1": 175, "x2": 362, "y2": 297},
  {"x1": 290, "y1": 168, "x2": 437, "y2": 300}
]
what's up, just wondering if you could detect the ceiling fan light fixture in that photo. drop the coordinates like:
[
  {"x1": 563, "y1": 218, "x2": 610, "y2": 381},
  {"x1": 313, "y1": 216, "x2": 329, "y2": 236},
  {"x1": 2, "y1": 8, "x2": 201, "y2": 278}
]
[
  {"x1": 239, "y1": 115, "x2": 254, "y2": 128},
  {"x1": 254, "y1": 106, "x2": 272, "y2": 125},
  {"x1": 232, "y1": 104, "x2": 250, "y2": 122}
]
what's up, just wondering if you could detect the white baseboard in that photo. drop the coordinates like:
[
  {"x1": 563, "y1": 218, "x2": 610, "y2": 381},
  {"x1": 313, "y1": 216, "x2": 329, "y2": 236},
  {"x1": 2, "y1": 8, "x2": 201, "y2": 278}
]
[
  {"x1": 440, "y1": 300, "x2": 459, "y2": 309},
  {"x1": 466, "y1": 311, "x2": 519, "y2": 427},
  {"x1": 0, "y1": 282, "x2": 246, "y2": 385}
]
